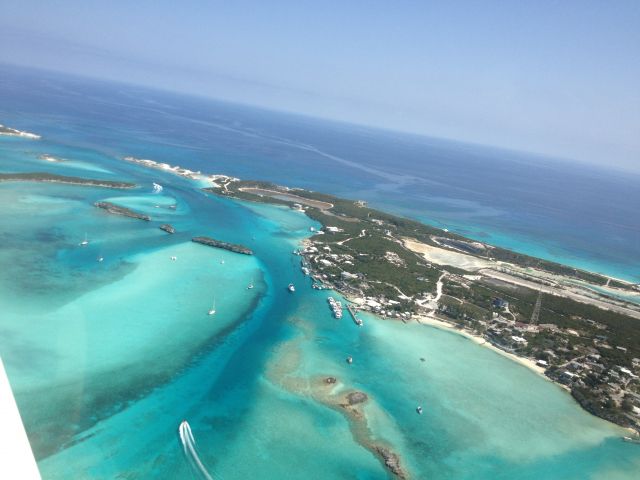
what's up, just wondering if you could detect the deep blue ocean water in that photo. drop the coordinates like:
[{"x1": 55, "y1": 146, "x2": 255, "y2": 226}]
[
  {"x1": 1, "y1": 65, "x2": 638, "y2": 283},
  {"x1": 1, "y1": 64, "x2": 640, "y2": 479}
]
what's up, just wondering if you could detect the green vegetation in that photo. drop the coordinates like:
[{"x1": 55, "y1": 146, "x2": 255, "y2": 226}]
[
  {"x1": 0, "y1": 172, "x2": 136, "y2": 189},
  {"x1": 205, "y1": 177, "x2": 640, "y2": 433}
]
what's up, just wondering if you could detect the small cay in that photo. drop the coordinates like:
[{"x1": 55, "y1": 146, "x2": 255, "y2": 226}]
[
  {"x1": 94, "y1": 201, "x2": 151, "y2": 221},
  {"x1": 0, "y1": 172, "x2": 136, "y2": 189},
  {"x1": 192, "y1": 236, "x2": 253, "y2": 255}
]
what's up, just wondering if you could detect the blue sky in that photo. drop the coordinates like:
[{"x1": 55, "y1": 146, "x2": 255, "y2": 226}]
[{"x1": 0, "y1": 1, "x2": 639, "y2": 170}]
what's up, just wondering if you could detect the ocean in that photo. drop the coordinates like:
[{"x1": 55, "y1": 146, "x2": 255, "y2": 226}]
[
  {"x1": 1, "y1": 64, "x2": 639, "y2": 478},
  {"x1": 1, "y1": 65, "x2": 638, "y2": 284}
]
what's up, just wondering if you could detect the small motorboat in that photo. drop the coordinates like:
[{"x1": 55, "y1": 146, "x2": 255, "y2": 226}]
[
  {"x1": 208, "y1": 297, "x2": 216, "y2": 316},
  {"x1": 288, "y1": 283, "x2": 296, "y2": 293},
  {"x1": 416, "y1": 406, "x2": 423, "y2": 415},
  {"x1": 171, "y1": 256, "x2": 177, "y2": 261},
  {"x1": 346, "y1": 356, "x2": 353, "y2": 365},
  {"x1": 79, "y1": 233, "x2": 89, "y2": 246},
  {"x1": 97, "y1": 256, "x2": 104, "y2": 262}
]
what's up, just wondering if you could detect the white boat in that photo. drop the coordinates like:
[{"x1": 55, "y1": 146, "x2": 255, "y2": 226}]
[
  {"x1": 247, "y1": 278, "x2": 254, "y2": 290},
  {"x1": 171, "y1": 256, "x2": 177, "y2": 261},
  {"x1": 79, "y1": 233, "x2": 89, "y2": 246},
  {"x1": 152, "y1": 182, "x2": 163, "y2": 193},
  {"x1": 327, "y1": 297, "x2": 343, "y2": 318},
  {"x1": 416, "y1": 406, "x2": 423, "y2": 415},
  {"x1": 97, "y1": 256, "x2": 104, "y2": 262},
  {"x1": 208, "y1": 297, "x2": 216, "y2": 316},
  {"x1": 288, "y1": 283, "x2": 296, "y2": 292},
  {"x1": 220, "y1": 260, "x2": 225, "y2": 264}
]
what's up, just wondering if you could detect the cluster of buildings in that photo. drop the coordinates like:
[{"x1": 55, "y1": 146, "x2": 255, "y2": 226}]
[
  {"x1": 299, "y1": 223, "x2": 640, "y2": 432},
  {"x1": 469, "y1": 301, "x2": 640, "y2": 430},
  {"x1": 298, "y1": 236, "x2": 416, "y2": 321}
]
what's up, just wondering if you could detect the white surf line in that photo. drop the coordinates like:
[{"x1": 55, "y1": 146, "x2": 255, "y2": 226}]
[{"x1": 179, "y1": 420, "x2": 214, "y2": 480}]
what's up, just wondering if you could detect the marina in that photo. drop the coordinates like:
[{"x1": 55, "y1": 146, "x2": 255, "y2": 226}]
[{"x1": 327, "y1": 296, "x2": 343, "y2": 319}]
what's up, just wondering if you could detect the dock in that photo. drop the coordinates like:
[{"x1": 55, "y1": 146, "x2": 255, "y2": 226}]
[{"x1": 347, "y1": 304, "x2": 363, "y2": 326}]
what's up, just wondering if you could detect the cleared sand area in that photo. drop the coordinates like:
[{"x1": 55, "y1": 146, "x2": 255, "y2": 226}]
[
  {"x1": 403, "y1": 238, "x2": 493, "y2": 271},
  {"x1": 239, "y1": 187, "x2": 333, "y2": 210},
  {"x1": 404, "y1": 238, "x2": 640, "y2": 320}
]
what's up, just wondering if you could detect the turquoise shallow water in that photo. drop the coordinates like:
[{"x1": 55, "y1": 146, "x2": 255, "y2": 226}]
[
  {"x1": 1, "y1": 104, "x2": 640, "y2": 478},
  {"x1": 2, "y1": 65, "x2": 640, "y2": 283}
]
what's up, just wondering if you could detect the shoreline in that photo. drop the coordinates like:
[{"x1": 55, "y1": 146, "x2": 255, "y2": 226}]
[
  {"x1": 412, "y1": 314, "x2": 550, "y2": 378},
  {"x1": 411, "y1": 313, "x2": 640, "y2": 437},
  {"x1": 122, "y1": 154, "x2": 640, "y2": 434}
]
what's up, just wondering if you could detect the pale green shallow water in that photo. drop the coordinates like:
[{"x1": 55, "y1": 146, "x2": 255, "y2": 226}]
[{"x1": 1, "y1": 130, "x2": 639, "y2": 479}]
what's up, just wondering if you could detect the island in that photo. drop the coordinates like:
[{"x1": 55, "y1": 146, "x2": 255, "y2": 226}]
[
  {"x1": 192, "y1": 236, "x2": 253, "y2": 255},
  {"x1": 0, "y1": 123, "x2": 40, "y2": 139},
  {"x1": 0, "y1": 172, "x2": 136, "y2": 189},
  {"x1": 38, "y1": 154, "x2": 65, "y2": 163},
  {"x1": 94, "y1": 201, "x2": 151, "y2": 221},
  {"x1": 206, "y1": 178, "x2": 640, "y2": 434},
  {"x1": 159, "y1": 224, "x2": 176, "y2": 234},
  {"x1": 124, "y1": 155, "x2": 640, "y2": 435}
]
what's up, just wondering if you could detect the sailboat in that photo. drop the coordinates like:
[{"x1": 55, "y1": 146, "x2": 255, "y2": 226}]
[
  {"x1": 79, "y1": 233, "x2": 89, "y2": 246},
  {"x1": 208, "y1": 297, "x2": 216, "y2": 316}
]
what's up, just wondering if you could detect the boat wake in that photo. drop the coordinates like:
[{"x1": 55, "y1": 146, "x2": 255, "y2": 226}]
[{"x1": 179, "y1": 420, "x2": 214, "y2": 480}]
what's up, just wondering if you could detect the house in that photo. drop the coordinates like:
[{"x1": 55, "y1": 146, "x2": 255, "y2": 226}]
[{"x1": 493, "y1": 298, "x2": 509, "y2": 309}]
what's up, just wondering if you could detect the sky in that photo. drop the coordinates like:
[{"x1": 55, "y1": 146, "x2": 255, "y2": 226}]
[{"x1": 0, "y1": 1, "x2": 639, "y2": 170}]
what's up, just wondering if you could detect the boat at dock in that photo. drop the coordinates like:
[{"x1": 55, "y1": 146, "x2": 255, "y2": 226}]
[{"x1": 328, "y1": 297, "x2": 343, "y2": 319}]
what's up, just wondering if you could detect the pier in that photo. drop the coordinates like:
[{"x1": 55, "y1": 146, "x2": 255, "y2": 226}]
[{"x1": 347, "y1": 304, "x2": 363, "y2": 326}]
